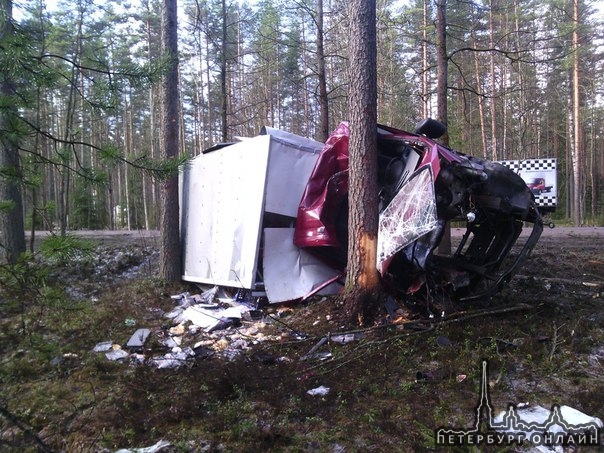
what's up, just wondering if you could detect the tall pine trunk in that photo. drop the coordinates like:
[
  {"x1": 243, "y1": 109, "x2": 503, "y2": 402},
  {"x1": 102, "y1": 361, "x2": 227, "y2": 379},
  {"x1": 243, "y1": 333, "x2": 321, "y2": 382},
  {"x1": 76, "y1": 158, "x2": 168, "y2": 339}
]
[
  {"x1": 435, "y1": 0, "x2": 451, "y2": 255},
  {"x1": 159, "y1": 0, "x2": 181, "y2": 281},
  {"x1": 571, "y1": 0, "x2": 583, "y2": 226},
  {"x1": 220, "y1": 0, "x2": 228, "y2": 142},
  {"x1": 0, "y1": 0, "x2": 25, "y2": 263},
  {"x1": 345, "y1": 0, "x2": 380, "y2": 325},
  {"x1": 316, "y1": 0, "x2": 329, "y2": 143}
]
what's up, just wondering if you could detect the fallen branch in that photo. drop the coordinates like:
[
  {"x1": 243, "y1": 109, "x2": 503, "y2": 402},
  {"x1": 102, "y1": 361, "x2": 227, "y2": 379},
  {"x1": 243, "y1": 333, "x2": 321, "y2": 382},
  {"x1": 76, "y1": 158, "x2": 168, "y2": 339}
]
[{"x1": 299, "y1": 303, "x2": 534, "y2": 376}]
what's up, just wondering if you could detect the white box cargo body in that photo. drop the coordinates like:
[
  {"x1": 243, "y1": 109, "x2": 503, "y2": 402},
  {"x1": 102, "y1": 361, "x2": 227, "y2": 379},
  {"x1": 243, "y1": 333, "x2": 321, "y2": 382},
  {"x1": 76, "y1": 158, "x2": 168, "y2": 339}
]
[{"x1": 179, "y1": 129, "x2": 342, "y2": 302}]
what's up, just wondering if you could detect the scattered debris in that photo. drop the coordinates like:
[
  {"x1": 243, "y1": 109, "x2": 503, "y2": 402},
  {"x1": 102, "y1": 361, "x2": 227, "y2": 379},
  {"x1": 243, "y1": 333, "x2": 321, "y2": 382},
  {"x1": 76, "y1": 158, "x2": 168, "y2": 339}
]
[
  {"x1": 105, "y1": 347, "x2": 129, "y2": 361},
  {"x1": 94, "y1": 287, "x2": 301, "y2": 368},
  {"x1": 151, "y1": 347, "x2": 195, "y2": 369},
  {"x1": 114, "y1": 439, "x2": 172, "y2": 453},
  {"x1": 301, "y1": 337, "x2": 329, "y2": 361},
  {"x1": 93, "y1": 341, "x2": 113, "y2": 352},
  {"x1": 331, "y1": 333, "x2": 358, "y2": 344},
  {"x1": 492, "y1": 404, "x2": 603, "y2": 452},
  {"x1": 126, "y1": 328, "x2": 151, "y2": 349},
  {"x1": 307, "y1": 385, "x2": 330, "y2": 396}
]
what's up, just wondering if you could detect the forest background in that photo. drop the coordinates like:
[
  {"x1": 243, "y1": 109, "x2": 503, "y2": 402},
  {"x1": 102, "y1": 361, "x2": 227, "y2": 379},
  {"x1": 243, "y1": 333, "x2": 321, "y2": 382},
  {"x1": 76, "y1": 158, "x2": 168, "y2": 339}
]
[{"x1": 4, "y1": 0, "x2": 604, "y2": 243}]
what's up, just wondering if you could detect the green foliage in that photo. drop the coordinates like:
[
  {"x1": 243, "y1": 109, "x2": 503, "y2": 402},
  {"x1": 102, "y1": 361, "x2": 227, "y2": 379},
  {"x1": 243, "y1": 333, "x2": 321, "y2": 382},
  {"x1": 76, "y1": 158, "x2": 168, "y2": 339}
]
[
  {"x1": 0, "y1": 252, "x2": 41, "y2": 293},
  {"x1": 0, "y1": 199, "x2": 15, "y2": 211},
  {"x1": 131, "y1": 153, "x2": 189, "y2": 180},
  {"x1": 99, "y1": 144, "x2": 122, "y2": 165},
  {"x1": 72, "y1": 180, "x2": 105, "y2": 229},
  {"x1": 39, "y1": 234, "x2": 96, "y2": 265}
]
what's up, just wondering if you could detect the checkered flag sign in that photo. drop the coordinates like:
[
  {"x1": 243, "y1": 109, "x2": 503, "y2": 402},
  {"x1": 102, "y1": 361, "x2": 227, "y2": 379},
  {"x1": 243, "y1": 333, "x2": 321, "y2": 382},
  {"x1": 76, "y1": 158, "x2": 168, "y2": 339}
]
[{"x1": 497, "y1": 158, "x2": 557, "y2": 210}]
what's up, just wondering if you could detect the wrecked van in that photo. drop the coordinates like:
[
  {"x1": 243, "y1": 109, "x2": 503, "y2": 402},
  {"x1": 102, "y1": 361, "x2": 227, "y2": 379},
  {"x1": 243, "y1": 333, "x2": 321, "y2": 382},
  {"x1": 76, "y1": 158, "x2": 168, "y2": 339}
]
[{"x1": 294, "y1": 119, "x2": 544, "y2": 305}]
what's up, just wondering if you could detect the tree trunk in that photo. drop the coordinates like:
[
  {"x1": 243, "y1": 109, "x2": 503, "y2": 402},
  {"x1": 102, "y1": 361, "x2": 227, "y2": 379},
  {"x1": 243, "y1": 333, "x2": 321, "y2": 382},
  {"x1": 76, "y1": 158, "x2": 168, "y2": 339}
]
[
  {"x1": 220, "y1": 0, "x2": 228, "y2": 142},
  {"x1": 571, "y1": 0, "x2": 583, "y2": 226},
  {"x1": 488, "y1": 0, "x2": 497, "y2": 160},
  {"x1": 316, "y1": 0, "x2": 329, "y2": 143},
  {"x1": 435, "y1": 0, "x2": 451, "y2": 255},
  {"x1": 145, "y1": 0, "x2": 155, "y2": 230},
  {"x1": 159, "y1": 0, "x2": 181, "y2": 281},
  {"x1": 422, "y1": 0, "x2": 429, "y2": 118},
  {"x1": 345, "y1": 0, "x2": 380, "y2": 325},
  {"x1": 0, "y1": 0, "x2": 25, "y2": 264},
  {"x1": 435, "y1": 0, "x2": 448, "y2": 144},
  {"x1": 204, "y1": 7, "x2": 213, "y2": 144},
  {"x1": 471, "y1": 4, "x2": 487, "y2": 160}
]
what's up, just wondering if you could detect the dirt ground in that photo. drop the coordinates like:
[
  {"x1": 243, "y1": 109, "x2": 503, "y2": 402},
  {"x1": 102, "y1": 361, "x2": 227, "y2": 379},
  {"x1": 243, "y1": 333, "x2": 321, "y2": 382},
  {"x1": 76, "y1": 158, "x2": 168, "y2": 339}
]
[{"x1": 1, "y1": 226, "x2": 603, "y2": 452}]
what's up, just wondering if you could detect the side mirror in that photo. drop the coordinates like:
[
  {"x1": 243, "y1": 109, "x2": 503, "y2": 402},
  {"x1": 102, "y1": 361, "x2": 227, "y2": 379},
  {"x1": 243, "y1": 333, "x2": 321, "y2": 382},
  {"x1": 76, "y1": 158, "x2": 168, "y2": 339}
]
[{"x1": 414, "y1": 118, "x2": 447, "y2": 139}]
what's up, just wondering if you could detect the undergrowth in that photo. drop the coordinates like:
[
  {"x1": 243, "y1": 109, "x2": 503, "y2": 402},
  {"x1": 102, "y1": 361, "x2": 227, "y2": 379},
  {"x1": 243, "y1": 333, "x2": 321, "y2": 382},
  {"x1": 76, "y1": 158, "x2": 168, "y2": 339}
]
[{"x1": 0, "y1": 234, "x2": 603, "y2": 452}]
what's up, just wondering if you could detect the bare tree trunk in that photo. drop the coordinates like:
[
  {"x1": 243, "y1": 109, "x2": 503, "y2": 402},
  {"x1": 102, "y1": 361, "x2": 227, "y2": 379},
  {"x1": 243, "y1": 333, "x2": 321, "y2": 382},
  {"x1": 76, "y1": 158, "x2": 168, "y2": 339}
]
[
  {"x1": 422, "y1": 0, "x2": 429, "y2": 118},
  {"x1": 435, "y1": 0, "x2": 451, "y2": 255},
  {"x1": 566, "y1": 112, "x2": 572, "y2": 219},
  {"x1": 589, "y1": 102, "x2": 596, "y2": 223},
  {"x1": 145, "y1": 0, "x2": 157, "y2": 229},
  {"x1": 204, "y1": 7, "x2": 213, "y2": 144},
  {"x1": 489, "y1": 0, "x2": 497, "y2": 160},
  {"x1": 317, "y1": 0, "x2": 329, "y2": 142},
  {"x1": 0, "y1": 0, "x2": 25, "y2": 263},
  {"x1": 220, "y1": 0, "x2": 228, "y2": 142},
  {"x1": 571, "y1": 0, "x2": 583, "y2": 226},
  {"x1": 471, "y1": 4, "x2": 487, "y2": 159},
  {"x1": 435, "y1": 0, "x2": 448, "y2": 145},
  {"x1": 159, "y1": 0, "x2": 181, "y2": 281},
  {"x1": 301, "y1": 19, "x2": 311, "y2": 136},
  {"x1": 345, "y1": 0, "x2": 380, "y2": 325},
  {"x1": 125, "y1": 103, "x2": 132, "y2": 230},
  {"x1": 57, "y1": 3, "x2": 84, "y2": 235}
]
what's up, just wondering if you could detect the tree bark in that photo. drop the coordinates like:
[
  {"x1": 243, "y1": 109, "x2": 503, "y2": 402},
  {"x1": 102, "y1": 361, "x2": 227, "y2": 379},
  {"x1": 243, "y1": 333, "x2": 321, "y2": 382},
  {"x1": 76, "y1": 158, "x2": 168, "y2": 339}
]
[
  {"x1": 345, "y1": 0, "x2": 380, "y2": 325},
  {"x1": 435, "y1": 0, "x2": 451, "y2": 255},
  {"x1": 0, "y1": 0, "x2": 26, "y2": 264},
  {"x1": 422, "y1": 0, "x2": 429, "y2": 118},
  {"x1": 316, "y1": 0, "x2": 329, "y2": 143},
  {"x1": 470, "y1": 4, "x2": 487, "y2": 160},
  {"x1": 435, "y1": 0, "x2": 448, "y2": 145},
  {"x1": 488, "y1": 0, "x2": 497, "y2": 161},
  {"x1": 159, "y1": 0, "x2": 181, "y2": 281},
  {"x1": 571, "y1": 0, "x2": 583, "y2": 226},
  {"x1": 220, "y1": 0, "x2": 228, "y2": 142}
]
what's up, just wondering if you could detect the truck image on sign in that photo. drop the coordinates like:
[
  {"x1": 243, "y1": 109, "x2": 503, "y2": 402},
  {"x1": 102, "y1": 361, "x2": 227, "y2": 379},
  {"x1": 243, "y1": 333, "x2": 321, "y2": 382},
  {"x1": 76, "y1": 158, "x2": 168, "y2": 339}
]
[{"x1": 527, "y1": 177, "x2": 553, "y2": 195}]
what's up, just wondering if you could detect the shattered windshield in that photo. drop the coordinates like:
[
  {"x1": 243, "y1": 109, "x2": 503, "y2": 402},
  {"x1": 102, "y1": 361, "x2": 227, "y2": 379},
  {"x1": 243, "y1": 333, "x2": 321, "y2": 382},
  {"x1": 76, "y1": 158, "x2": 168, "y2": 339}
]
[{"x1": 377, "y1": 165, "x2": 438, "y2": 274}]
